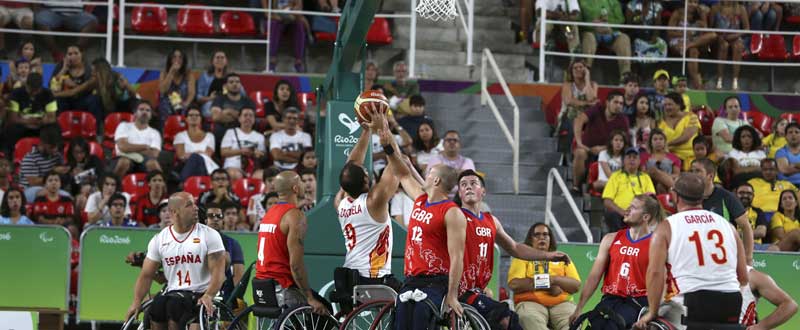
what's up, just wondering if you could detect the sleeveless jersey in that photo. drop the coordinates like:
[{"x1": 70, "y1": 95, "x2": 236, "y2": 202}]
[
  {"x1": 338, "y1": 193, "x2": 393, "y2": 278},
  {"x1": 404, "y1": 194, "x2": 458, "y2": 277},
  {"x1": 666, "y1": 208, "x2": 740, "y2": 296},
  {"x1": 602, "y1": 229, "x2": 651, "y2": 297},
  {"x1": 740, "y1": 266, "x2": 757, "y2": 326},
  {"x1": 459, "y1": 209, "x2": 496, "y2": 294},
  {"x1": 256, "y1": 202, "x2": 296, "y2": 288},
  {"x1": 145, "y1": 223, "x2": 225, "y2": 293}
]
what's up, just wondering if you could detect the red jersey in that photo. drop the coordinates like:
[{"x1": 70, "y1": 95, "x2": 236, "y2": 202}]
[
  {"x1": 32, "y1": 195, "x2": 74, "y2": 222},
  {"x1": 132, "y1": 195, "x2": 160, "y2": 226},
  {"x1": 255, "y1": 202, "x2": 296, "y2": 288},
  {"x1": 459, "y1": 209, "x2": 496, "y2": 294},
  {"x1": 602, "y1": 229, "x2": 651, "y2": 297},
  {"x1": 404, "y1": 194, "x2": 458, "y2": 277}
]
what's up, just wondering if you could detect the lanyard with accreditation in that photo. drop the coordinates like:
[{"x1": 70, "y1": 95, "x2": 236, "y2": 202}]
[{"x1": 528, "y1": 261, "x2": 550, "y2": 289}]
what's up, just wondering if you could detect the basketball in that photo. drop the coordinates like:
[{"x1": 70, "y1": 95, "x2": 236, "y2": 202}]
[{"x1": 354, "y1": 90, "x2": 389, "y2": 124}]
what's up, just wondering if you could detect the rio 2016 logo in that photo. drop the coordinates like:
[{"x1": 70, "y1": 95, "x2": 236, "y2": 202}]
[{"x1": 335, "y1": 113, "x2": 361, "y2": 157}]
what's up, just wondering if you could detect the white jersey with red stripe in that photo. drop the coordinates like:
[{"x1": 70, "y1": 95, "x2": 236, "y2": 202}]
[
  {"x1": 666, "y1": 208, "x2": 740, "y2": 296},
  {"x1": 740, "y1": 266, "x2": 757, "y2": 326},
  {"x1": 338, "y1": 193, "x2": 392, "y2": 278},
  {"x1": 146, "y1": 223, "x2": 225, "y2": 293}
]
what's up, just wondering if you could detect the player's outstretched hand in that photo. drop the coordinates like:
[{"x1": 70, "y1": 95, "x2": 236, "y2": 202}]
[
  {"x1": 633, "y1": 310, "x2": 656, "y2": 329},
  {"x1": 308, "y1": 296, "x2": 328, "y2": 315},
  {"x1": 547, "y1": 251, "x2": 571, "y2": 264},
  {"x1": 198, "y1": 294, "x2": 216, "y2": 316}
]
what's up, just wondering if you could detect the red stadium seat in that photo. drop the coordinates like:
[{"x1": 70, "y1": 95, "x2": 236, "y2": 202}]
[
  {"x1": 693, "y1": 105, "x2": 716, "y2": 136},
  {"x1": 587, "y1": 162, "x2": 602, "y2": 197},
  {"x1": 741, "y1": 111, "x2": 773, "y2": 136},
  {"x1": 297, "y1": 92, "x2": 316, "y2": 113},
  {"x1": 781, "y1": 112, "x2": 800, "y2": 123},
  {"x1": 102, "y1": 112, "x2": 134, "y2": 150},
  {"x1": 184, "y1": 176, "x2": 211, "y2": 199},
  {"x1": 759, "y1": 34, "x2": 789, "y2": 61},
  {"x1": 657, "y1": 193, "x2": 677, "y2": 214},
  {"x1": 366, "y1": 18, "x2": 393, "y2": 45},
  {"x1": 63, "y1": 141, "x2": 105, "y2": 162},
  {"x1": 177, "y1": 4, "x2": 215, "y2": 36},
  {"x1": 250, "y1": 90, "x2": 273, "y2": 118},
  {"x1": 58, "y1": 111, "x2": 97, "y2": 140},
  {"x1": 13, "y1": 137, "x2": 40, "y2": 166},
  {"x1": 314, "y1": 17, "x2": 339, "y2": 42},
  {"x1": 219, "y1": 11, "x2": 256, "y2": 36},
  {"x1": 793, "y1": 35, "x2": 800, "y2": 60},
  {"x1": 130, "y1": 3, "x2": 168, "y2": 35},
  {"x1": 122, "y1": 173, "x2": 149, "y2": 201},
  {"x1": 162, "y1": 115, "x2": 187, "y2": 152},
  {"x1": 232, "y1": 178, "x2": 265, "y2": 208},
  {"x1": 749, "y1": 33, "x2": 763, "y2": 58}
]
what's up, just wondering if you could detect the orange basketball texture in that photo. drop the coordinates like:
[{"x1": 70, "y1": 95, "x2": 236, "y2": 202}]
[{"x1": 354, "y1": 90, "x2": 389, "y2": 124}]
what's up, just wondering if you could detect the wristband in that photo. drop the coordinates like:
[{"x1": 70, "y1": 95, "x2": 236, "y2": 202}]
[{"x1": 382, "y1": 144, "x2": 395, "y2": 156}]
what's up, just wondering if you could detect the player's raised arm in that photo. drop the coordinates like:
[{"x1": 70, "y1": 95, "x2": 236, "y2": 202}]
[
  {"x1": 366, "y1": 112, "x2": 405, "y2": 218},
  {"x1": 444, "y1": 206, "x2": 467, "y2": 316},
  {"x1": 570, "y1": 233, "x2": 615, "y2": 325},
  {"x1": 346, "y1": 122, "x2": 371, "y2": 166},
  {"x1": 493, "y1": 216, "x2": 569, "y2": 263}
]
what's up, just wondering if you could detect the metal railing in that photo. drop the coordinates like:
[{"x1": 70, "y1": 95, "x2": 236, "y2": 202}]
[
  {"x1": 537, "y1": 0, "x2": 800, "y2": 84},
  {"x1": 480, "y1": 48, "x2": 519, "y2": 194},
  {"x1": 545, "y1": 168, "x2": 593, "y2": 243}
]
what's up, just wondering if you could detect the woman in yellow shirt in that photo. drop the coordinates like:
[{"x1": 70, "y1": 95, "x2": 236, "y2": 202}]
[
  {"x1": 658, "y1": 93, "x2": 700, "y2": 164},
  {"x1": 771, "y1": 190, "x2": 800, "y2": 242},
  {"x1": 763, "y1": 118, "x2": 788, "y2": 159},
  {"x1": 508, "y1": 223, "x2": 580, "y2": 330}
]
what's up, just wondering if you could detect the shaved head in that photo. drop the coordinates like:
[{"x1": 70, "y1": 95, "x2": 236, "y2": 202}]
[
  {"x1": 168, "y1": 192, "x2": 193, "y2": 210},
  {"x1": 429, "y1": 164, "x2": 459, "y2": 193},
  {"x1": 168, "y1": 192, "x2": 197, "y2": 229},
  {"x1": 274, "y1": 171, "x2": 303, "y2": 198}
]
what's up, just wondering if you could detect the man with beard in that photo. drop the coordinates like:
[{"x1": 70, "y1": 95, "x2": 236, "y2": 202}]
[{"x1": 735, "y1": 183, "x2": 768, "y2": 246}]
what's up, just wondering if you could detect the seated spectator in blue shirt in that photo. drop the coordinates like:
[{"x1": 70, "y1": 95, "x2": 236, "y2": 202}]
[
  {"x1": 205, "y1": 202, "x2": 245, "y2": 303},
  {"x1": 98, "y1": 193, "x2": 141, "y2": 228},
  {"x1": 776, "y1": 123, "x2": 800, "y2": 186},
  {"x1": 0, "y1": 188, "x2": 35, "y2": 225}
]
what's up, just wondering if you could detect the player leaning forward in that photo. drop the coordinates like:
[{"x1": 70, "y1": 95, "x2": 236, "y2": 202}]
[
  {"x1": 126, "y1": 192, "x2": 227, "y2": 328},
  {"x1": 634, "y1": 173, "x2": 748, "y2": 329}
]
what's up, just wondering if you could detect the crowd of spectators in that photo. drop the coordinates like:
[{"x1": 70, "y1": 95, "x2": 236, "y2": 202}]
[{"x1": 517, "y1": 0, "x2": 797, "y2": 89}]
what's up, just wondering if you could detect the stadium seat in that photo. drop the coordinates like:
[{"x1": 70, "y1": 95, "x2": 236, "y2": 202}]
[
  {"x1": 219, "y1": 11, "x2": 256, "y2": 36},
  {"x1": 232, "y1": 178, "x2": 265, "y2": 208},
  {"x1": 103, "y1": 112, "x2": 134, "y2": 149},
  {"x1": 749, "y1": 33, "x2": 763, "y2": 58},
  {"x1": 122, "y1": 173, "x2": 149, "y2": 201},
  {"x1": 657, "y1": 193, "x2": 677, "y2": 214},
  {"x1": 314, "y1": 17, "x2": 339, "y2": 42},
  {"x1": 793, "y1": 35, "x2": 800, "y2": 60},
  {"x1": 250, "y1": 90, "x2": 273, "y2": 118},
  {"x1": 693, "y1": 105, "x2": 716, "y2": 136},
  {"x1": 177, "y1": 4, "x2": 215, "y2": 36},
  {"x1": 758, "y1": 34, "x2": 789, "y2": 61},
  {"x1": 365, "y1": 18, "x2": 393, "y2": 45},
  {"x1": 162, "y1": 115, "x2": 187, "y2": 152},
  {"x1": 184, "y1": 176, "x2": 211, "y2": 199},
  {"x1": 741, "y1": 111, "x2": 773, "y2": 135},
  {"x1": 58, "y1": 111, "x2": 97, "y2": 140},
  {"x1": 63, "y1": 141, "x2": 105, "y2": 162},
  {"x1": 130, "y1": 3, "x2": 168, "y2": 35},
  {"x1": 13, "y1": 137, "x2": 40, "y2": 166},
  {"x1": 587, "y1": 162, "x2": 602, "y2": 197}
]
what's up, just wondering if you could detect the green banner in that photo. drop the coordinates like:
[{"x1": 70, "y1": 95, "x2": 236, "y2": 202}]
[
  {"x1": 557, "y1": 243, "x2": 800, "y2": 329},
  {"x1": 0, "y1": 225, "x2": 71, "y2": 312}
]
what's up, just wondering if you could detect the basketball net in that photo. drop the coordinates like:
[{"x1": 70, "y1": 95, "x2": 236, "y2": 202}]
[{"x1": 415, "y1": 0, "x2": 457, "y2": 21}]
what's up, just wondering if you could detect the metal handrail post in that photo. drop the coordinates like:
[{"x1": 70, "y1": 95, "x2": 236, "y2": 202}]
[{"x1": 117, "y1": 0, "x2": 125, "y2": 66}]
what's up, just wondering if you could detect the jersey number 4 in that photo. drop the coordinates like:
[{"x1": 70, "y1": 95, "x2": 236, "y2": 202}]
[
  {"x1": 176, "y1": 270, "x2": 192, "y2": 286},
  {"x1": 688, "y1": 229, "x2": 727, "y2": 266}
]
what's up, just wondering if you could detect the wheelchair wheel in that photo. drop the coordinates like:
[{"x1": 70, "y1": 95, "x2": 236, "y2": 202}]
[
  {"x1": 368, "y1": 300, "x2": 396, "y2": 330},
  {"x1": 339, "y1": 299, "x2": 393, "y2": 330},
  {"x1": 276, "y1": 305, "x2": 339, "y2": 330},
  {"x1": 121, "y1": 299, "x2": 153, "y2": 330},
  {"x1": 198, "y1": 300, "x2": 246, "y2": 330},
  {"x1": 448, "y1": 304, "x2": 490, "y2": 330}
]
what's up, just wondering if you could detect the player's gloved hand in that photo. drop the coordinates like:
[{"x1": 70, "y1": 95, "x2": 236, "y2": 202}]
[{"x1": 307, "y1": 295, "x2": 328, "y2": 315}]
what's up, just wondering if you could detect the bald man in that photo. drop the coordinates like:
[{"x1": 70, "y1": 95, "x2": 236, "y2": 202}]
[
  {"x1": 126, "y1": 192, "x2": 227, "y2": 330},
  {"x1": 255, "y1": 171, "x2": 327, "y2": 314}
]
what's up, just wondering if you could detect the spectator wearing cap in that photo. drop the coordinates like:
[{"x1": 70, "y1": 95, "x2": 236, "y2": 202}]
[
  {"x1": 98, "y1": 193, "x2": 140, "y2": 227},
  {"x1": 571, "y1": 90, "x2": 629, "y2": 194},
  {"x1": 648, "y1": 69, "x2": 670, "y2": 120},
  {"x1": 1, "y1": 71, "x2": 56, "y2": 156},
  {"x1": 690, "y1": 157, "x2": 754, "y2": 263},
  {"x1": 269, "y1": 107, "x2": 313, "y2": 171},
  {"x1": 578, "y1": 0, "x2": 632, "y2": 81},
  {"x1": 776, "y1": 123, "x2": 800, "y2": 187},
  {"x1": 602, "y1": 147, "x2": 655, "y2": 232},
  {"x1": 712, "y1": 96, "x2": 749, "y2": 156},
  {"x1": 749, "y1": 158, "x2": 797, "y2": 214},
  {"x1": 658, "y1": 92, "x2": 699, "y2": 164},
  {"x1": 673, "y1": 75, "x2": 691, "y2": 112},
  {"x1": 20, "y1": 125, "x2": 69, "y2": 202},
  {"x1": 621, "y1": 73, "x2": 640, "y2": 117}
]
